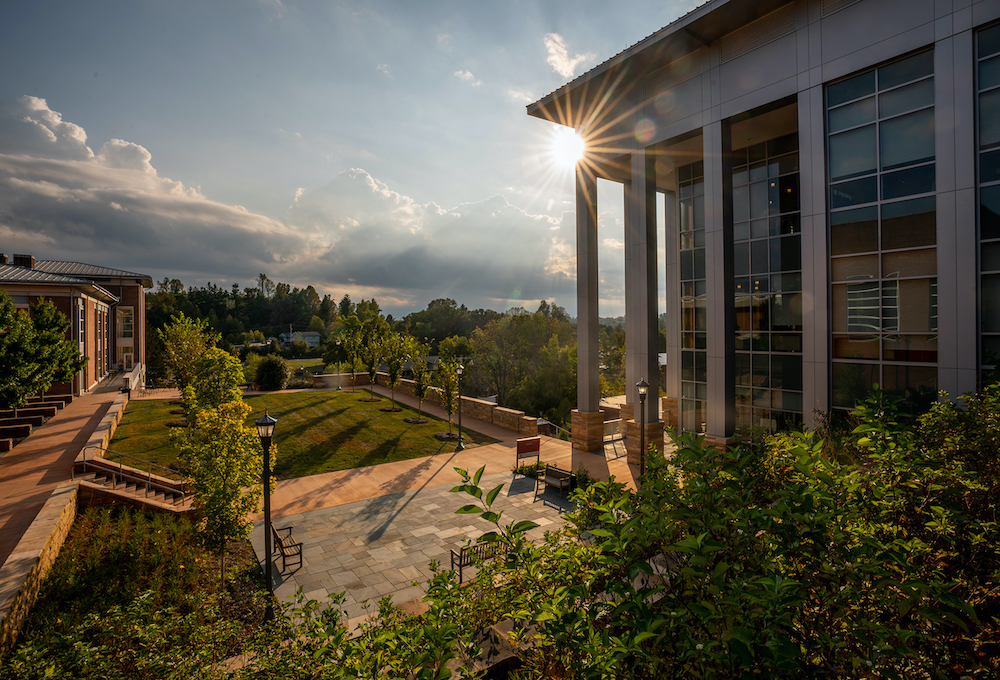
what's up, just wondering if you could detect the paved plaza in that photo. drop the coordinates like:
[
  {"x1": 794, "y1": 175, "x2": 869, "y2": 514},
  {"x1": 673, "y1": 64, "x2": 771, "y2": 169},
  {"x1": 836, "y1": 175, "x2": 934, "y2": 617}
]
[{"x1": 251, "y1": 470, "x2": 574, "y2": 626}]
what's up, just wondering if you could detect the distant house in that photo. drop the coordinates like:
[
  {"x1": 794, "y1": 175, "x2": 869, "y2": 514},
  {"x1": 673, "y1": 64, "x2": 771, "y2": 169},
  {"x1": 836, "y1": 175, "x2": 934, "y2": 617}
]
[
  {"x1": 0, "y1": 253, "x2": 152, "y2": 395},
  {"x1": 278, "y1": 331, "x2": 322, "y2": 349}
]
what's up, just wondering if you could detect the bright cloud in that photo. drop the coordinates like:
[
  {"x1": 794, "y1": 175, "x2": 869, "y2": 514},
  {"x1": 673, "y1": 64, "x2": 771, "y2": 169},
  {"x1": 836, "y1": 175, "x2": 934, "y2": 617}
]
[
  {"x1": 543, "y1": 33, "x2": 595, "y2": 79},
  {"x1": 376, "y1": 63, "x2": 391, "y2": 77},
  {"x1": 0, "y1": 97, "x2": 578, "y2": 314},
  {"x1": 453, "y1": 69, "x2": 481, "y2": 86},
  {"x1": 508, "y1": 88, "x2": 535, "y2": 104}
]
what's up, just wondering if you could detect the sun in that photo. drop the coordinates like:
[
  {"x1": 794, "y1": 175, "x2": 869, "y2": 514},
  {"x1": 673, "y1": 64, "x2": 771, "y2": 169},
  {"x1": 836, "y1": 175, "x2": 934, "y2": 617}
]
[{"x1": 551, "y1": 127, "x2": 585, "y2": 168}]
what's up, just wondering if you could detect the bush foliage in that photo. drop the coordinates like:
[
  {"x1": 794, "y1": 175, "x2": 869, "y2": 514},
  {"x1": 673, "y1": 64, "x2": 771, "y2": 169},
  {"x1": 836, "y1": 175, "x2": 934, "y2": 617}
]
[{"x1": 255, "y1": 354, "x2": 289, "y2": 391}]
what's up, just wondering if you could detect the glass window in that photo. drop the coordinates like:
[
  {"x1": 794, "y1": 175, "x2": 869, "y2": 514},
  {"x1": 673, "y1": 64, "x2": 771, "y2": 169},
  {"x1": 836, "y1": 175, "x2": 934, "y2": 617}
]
[
  {"x1": 895, "y1": 278, "x2": 937, "y2": 332},
  {"x1": 878, "y1": 50, "x2": 934, "y2": 89},
  {"x1": 831, "y1": 206, "x2": 878, "y2": 255},
  {"x1": 831, "y1": 176, "x2": 878, "y2": 208},
  {"x1": 880, "y1": 109, "x2": 935, "y2": 170},
  {"x1": 882, "y1": 248, "x2": 936, "y2": 278},
  {"x1": 832, "y1": 362, "x2": 878, "y2": 409},
  {"x1": 982, "y1": 88, "x2": 1000, "y2": 149},
  {"x1": 829, "y1": 96, "x2": 876, "y2": 133},
  {"x1": 881, "y1": 196, "x2": 936, "y2": 249},
  {"x1": 882, "y1": 335, "x2": 937, "y2": 362},
  {"x1": 833, "y1": 334, "x2": 880, "y2": 359},
  {"x1": 983, "y1": 274, "x2": 1000, "y2": 332},
  {"x1": 982, "y1": 185, "x2": 1000, "y2": 240},
  {"x1": 829, "y1": 71, "x2": 876, "y2": 107},
  {"x1": 771, "y1": 293, "x2": 802, "y2": 331},
  {"x1": 769, "y1": 234, "x2": 801, "y2": 272},
  {"x1": 979, "y1": 23, "x2": 1000, "y2": 59},
  {"x1": 979, "y1": 54, "x2": 1000, "y2": 90},
  {"x1": 832, "y1": 254, "x2": 879, "y2": 281},
  {"x1": 879, "y1": 79, "x2": 934, "y2": 117},
  {"x1": 881, "y1": 164, "x2": 935, "y2": 200},
  {"x1": 982, "y1": 241, "x2": 1000, "y2": 272},
  {"x1": 981, "y1": 149, "x2": 1000, "y2": 185},
  {"x1": 829, "y1": 125, "x2": 877, "y2": 180}
]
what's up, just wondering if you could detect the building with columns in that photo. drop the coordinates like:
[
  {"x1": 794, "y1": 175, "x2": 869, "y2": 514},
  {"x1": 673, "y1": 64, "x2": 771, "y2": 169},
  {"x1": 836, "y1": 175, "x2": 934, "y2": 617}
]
[{"x1": 528, "y1": 0, "x2": 1000, "y2": 451}]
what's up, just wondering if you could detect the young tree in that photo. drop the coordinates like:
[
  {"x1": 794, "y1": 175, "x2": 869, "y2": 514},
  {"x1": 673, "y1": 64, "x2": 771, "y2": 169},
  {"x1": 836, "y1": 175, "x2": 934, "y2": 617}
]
[
  {"x1": 359, "y1": 316, "x2": 388, "y2": 400},
  {"x1": 338, "y1": 316, "x2": 363, "y2": 391},
  {"x1": 382, "y1": 330, "x2": 408, "y2": 411},
  {"x1": 189, "y1": 347, "x2": 244, "y2": 411},
  {"x1": 157, "y1": 312, "x2": 217, "y2": 391},
  {"x1": 176, "y1": 400, "x2": 268, "y2": 584},
  {"x1": 438, "y1": 335, "x2": 473, "y2": 362},
  {"x1": 435, "y1": 359, "x2": 459, "y2": 434},
  {"x1": 409, "y1": 338, "x2": 430, "y2": 422}
]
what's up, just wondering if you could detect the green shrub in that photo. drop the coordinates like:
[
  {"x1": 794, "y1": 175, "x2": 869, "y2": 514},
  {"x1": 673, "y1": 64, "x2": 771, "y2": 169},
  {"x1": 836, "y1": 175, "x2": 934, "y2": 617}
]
[{"x1": 255, "y1": 354, "x2": 289, "y2": 391}]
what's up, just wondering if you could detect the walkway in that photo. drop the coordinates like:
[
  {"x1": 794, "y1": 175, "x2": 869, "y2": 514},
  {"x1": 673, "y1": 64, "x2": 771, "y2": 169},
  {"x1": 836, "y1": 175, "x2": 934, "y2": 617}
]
[{"x1": 0, "y1": 381, "x2": 122, "y2": 567}]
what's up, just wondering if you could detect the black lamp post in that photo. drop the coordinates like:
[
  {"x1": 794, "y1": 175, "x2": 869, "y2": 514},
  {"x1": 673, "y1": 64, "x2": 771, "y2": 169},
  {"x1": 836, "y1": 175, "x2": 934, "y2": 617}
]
[
  {"x1": 455, "y1": 363, "x2": 465, "y2": 451},
  {"x1": 336, "y1": 340, "x2": 342, "y2": 390},
  {"x1": 637, "y1": 379, "x2": 649, "y2": 477},
  {"x1": 255, "y1": 410, "x2": 278, "y2": 622}
]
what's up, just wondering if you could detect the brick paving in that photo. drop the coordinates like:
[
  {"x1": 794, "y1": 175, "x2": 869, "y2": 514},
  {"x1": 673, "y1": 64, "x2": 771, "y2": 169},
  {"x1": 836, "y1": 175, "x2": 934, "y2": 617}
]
[{"x1": 251, "y1": 470, "x2": 574, "y2": 626}]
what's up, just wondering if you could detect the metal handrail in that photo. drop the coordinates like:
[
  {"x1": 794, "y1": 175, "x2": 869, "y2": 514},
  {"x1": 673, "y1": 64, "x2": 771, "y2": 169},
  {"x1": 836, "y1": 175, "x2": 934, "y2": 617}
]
[{"x1": 76, "y1": 446, "x2": 186, "y2": 505}]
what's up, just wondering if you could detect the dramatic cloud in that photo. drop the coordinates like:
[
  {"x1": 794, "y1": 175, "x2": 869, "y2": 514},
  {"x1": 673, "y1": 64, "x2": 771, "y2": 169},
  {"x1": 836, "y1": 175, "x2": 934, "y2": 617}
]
[
  {"x1": 453, "y1": 69, "x2": 481, "y2": 86},
  {"x1": 0, "y1": 97, "x2": 579, "y2": 314},
  {"x1": 543, "y1": 33, "x2": 595, "y2": 79}
]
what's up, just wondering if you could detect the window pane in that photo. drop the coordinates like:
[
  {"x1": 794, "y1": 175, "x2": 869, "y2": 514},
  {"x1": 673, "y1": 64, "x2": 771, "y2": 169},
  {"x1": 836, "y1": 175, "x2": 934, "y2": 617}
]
[
  {"x1": 882, "y1": 334, "x2": 937, "y2": 362},
  {"x1": 831, "y1": 176, "x2": 878, "y2": 208},
  {"x1": 770, "y1": 234, "x2": 801, "y2": 272},
  {"x1": 774, "y1": 213, "x2": 800, "y2": 236},
  {"x1": 771, "y1": 354, "x2": 803, "y2": 390},
  {"x1": 734, "y1": 242, "x2": 749, "y2": 276},
  {"x1": 882, "y1": 364, "x2": 937, "y2": 401},
  {"x1": 751, "y1": 239, "x2": 769, "y2": 274},
  {"x1": 878, "y1": 50, "x2": 933, "y2": 90},
  {"x1": 880, "y1": 79, "x2": 934, "y2": 117},
  {"x1": 779, "y1": 154, "x2": 800, "y2": 175},
  {"x1": 833, "y1": 334, "x2": 880, "y2": 359},
  {"x1": 832, "y1": 362, "x2": 878, "y2": 408},
  {"x1": 831, "y1": 206, "x2": 878, "y2": 254},
  {"x1": 751, "y1": 218, "x2": 769, "y2": 239},
  {"x1": 778, "y1": 175, "x2": 800, "y2": 213},
  {"x1": 829, "y1": 124, "x2": 877, "y2": 180},
  {"x1": 981, "y1": 149, "x2": 1000, "y2": 184},
  {"x1": 768, "y1": 133, "x2": 798, "y2": 157},
  {"x1": 750, "y1": 295, "x2": 770, "y2": 331},
  {"x1": 982, "y1": 241, "x2": 1000, "y2": 272},
  {"x1": 771, "y1": 333, "x2": 802, "y2": 352},
  {"x1": 882, "y1": 248, "x2": 937, "y2": 278},
  {"x1": 981, "y1": 88, "x2": 1000, "y2": 148},
  {"x1": 752, "y1": 354, "x2": 769, "y2": 387},
  {"x1": 881, "y1": 163, "x2": 935, "y2": 200},
  {"x1": 982, "y1": 185, "x2": 1000, "y2": 240},
  {"x1": 983, "y1": 335, "x2": 1000, "y2": 365},
  {"x1": 735, "y1": 296, "x2": 752, "y2": 332},
  {"x1": 733, "y1": 184, "x2": 749, "y2": 222},
  {"x1": 750, "y1": 180, "x2": 768, "y2": 218},
  {"x1": 829, "y1": 70, "x2": 876, "y2": 107},
  {"x1": 832, "y1": 254, "x2": 879, "y2": 281},
  {"x1": 771, "y1": 292, "x2": 803, "y2": 331},
  {"x1": 735, "y1": 353, "x2": 751, "y2": 385},
  {"x1": 770, "y1": 272, "x2": 801, "y2": 292},
  {"x1": 896, "y1": 278, "x2": 937, "y2": 332},
  {"x1": 979, "y1": 23, "x2": 1000, "y2": 59},
  {"x1": 681, "y1": 250, "x2": 693, "y2": 280},
  {"x1": 881, "y1": 196, "x2": 936, "y2": 249},
  {"x1": 694, "y1": 195, "x2": 705, "y2": 229},
  {"x1": 682, "y1": 351, "x2": 694, "y2": 381},
  {"x1": 980, "y1": 54, "x2": 1000, "y2": 90},
  {"x1": 880, "y1": 109, "x2": 935, "y2": 170},
  {"x1": 984, "y1": 274, "x2": 1000, "y2": 332},
  {"x1": 694, "y1": 249, "x2": 706, "y2": 279},
  {"x1": 829, "y1": 96, "x2": 876, "y2": 133},
  {"x1": 846, "y1": 282, "x2": 882, "y2": 332}
]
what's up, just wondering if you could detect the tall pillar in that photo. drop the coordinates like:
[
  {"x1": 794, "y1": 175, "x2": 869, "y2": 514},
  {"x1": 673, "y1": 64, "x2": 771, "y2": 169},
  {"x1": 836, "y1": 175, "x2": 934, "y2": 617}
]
[
  {"x1": 624, "y1": 147, "x2": 664, "y2": 461},
  {"x1": 703, "y1": 122, "x2": 734, "y2": 445},
  {"x1": 572, "y1": 163, "x2": 604, "y2": 452},
  {"x1": 662, "y1": 190, "x2": 681, "y2": 432}
]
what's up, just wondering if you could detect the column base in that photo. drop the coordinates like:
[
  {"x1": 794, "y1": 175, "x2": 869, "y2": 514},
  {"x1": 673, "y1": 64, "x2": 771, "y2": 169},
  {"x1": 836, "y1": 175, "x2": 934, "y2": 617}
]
[
  {"x1": 660, "y1": 397, "x2": 678, "y2": 432},
  {"x1": 625, "y1": 420, "x2": 665, "y2": 466},
  {"x1": 571, "y1": 409, "x2": 605, "y2": 453},
  {"x1": 702, "y1": 434, "x2": 734, "y2": 452}
]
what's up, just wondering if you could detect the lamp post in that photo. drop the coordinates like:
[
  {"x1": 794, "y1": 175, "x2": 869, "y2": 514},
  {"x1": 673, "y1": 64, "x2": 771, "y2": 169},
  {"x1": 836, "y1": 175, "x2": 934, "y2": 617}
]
[
  {"x1": 637, "y1": 379, "x2": 648, "y2": 477},
  {"x1": 336, "y1": 340, "x2": 342, "y2": 390},
  {"x1": 255, "y1": 410, "x2": 278, "y2": 622},
  {"x1": 455, "y1": 363, "x2": 465, "y2": 451}
]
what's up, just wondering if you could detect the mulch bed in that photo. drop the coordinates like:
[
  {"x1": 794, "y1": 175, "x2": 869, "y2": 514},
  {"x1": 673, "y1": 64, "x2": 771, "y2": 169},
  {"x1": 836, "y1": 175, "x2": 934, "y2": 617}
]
[
  {"x1": 380, "y1": 407, "x2": 403, "y2": 413},
  {"x1": 404, "y1": 417, "x2": 429, "y2": 424},
  {"x1": 434, "y1": 432, "x2": 460, "y2": 442},
  {"x1": 165, "y1": 420, "x2": 189, "y2": 428}
]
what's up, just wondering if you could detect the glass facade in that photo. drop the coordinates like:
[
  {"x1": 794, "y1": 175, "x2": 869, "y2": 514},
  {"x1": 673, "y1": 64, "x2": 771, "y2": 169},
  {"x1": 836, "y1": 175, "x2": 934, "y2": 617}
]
[
  {"x1": 678, "y1": 160, "x2": 707, "y2": 433},
  {"x1": 732, "y1": 133, "x2": 804, "y2": 432},
  {"x1": 979, "y1": 23, "x2": 1000, "y2": 372},
  {"x1": 827, "y1": 50, "x2": 938, "y2": 409}
]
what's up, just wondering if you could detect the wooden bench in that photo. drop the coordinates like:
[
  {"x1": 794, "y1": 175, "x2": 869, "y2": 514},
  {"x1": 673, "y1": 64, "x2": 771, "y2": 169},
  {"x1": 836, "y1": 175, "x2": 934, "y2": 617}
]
[
  {"x1": 0, "y1": 424, "x2": 31, "y2": 440},
  {"x1": 0, "y1": 416, "x2": 46, "y2": 428},
  {"x1": 271, "y1": 525, "x2": 303, "y2": 571},
  {"x1": 0, "y1": 439, "x2": 12, "y2": 453},
  {"x1": 516, "y1": 436, "x2": 540, "y2": 470},
  {"x1": 534, "y1": 463, "x2": 575, "y2": 500},
  {"x1": 450, "y1": 540, "x2": 507, "y2": 584},
  {"x1": 0, "y1": 406, "x2": 57, "y2": 420}
]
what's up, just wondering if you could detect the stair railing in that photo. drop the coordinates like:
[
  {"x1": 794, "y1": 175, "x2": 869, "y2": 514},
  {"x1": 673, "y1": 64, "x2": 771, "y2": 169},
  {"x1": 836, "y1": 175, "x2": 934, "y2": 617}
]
[{"x1": 75, "y1": 446, "x2": 187, "y2": 505}]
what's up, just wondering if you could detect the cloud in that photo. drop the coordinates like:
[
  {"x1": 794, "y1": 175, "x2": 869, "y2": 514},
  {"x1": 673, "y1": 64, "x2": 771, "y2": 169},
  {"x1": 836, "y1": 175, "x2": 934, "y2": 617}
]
[
  {"x1": 453, "y1": 69, "x2": 481, "y2": 86},
  {"x1": 508, "y1": 88, "x2": 535, "y2": 104},
  {"x1": 376, "y1": 63, "x2": 391, "y2": 78},
  {"x1": 259, "y1": 0, "x2": 285, "y2": 20},
  {"x1": 437, "y1": 33, "x2": 452, "y2": 51},
  {"x1": 0, "y1": 97, "x2": 579, "y2": 314},
  {"x1": 543, "y1": 33, "x2": 595, "y2": 79}
]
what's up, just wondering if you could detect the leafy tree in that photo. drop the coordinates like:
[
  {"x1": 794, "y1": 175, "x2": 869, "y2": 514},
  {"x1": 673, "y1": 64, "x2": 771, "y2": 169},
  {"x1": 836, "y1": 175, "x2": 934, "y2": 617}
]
[
  {"x1": 338, "y1": 294, "x2": 354, "y2": 319},
  {"x1": 381, "y1": 330, "x2": 408, "y2": 411},
  {"x1": 176, "y1": 400, "x2": 269, "y2": 584},
  {"x1": 289, "y1": 339, "x2": 310, "y2": 357},
  {"x1": 338, "y1": 316, "x2": 364, "y2": 391},
  {"x1": 256, "y1": 354, "x2": 289, "y2": 391},
  {"x1": 408, "y1": 338, "x2": 430, "y2": 421},
  {"x1": 435, "y1": 359, "x2": 459, "y2": 434},
  {"x1": 0, "y1": 293, "x2": 86, "y2": 412},
  {"x1": 359, "y1": 316, "x2": 388, "y2": 400},
  {"x1": 188, "y1": 348, "x2": 244, "y2": 412},
  {"x1": 157, "y1": 312, "x2": 217, "y2": 391},
  {"x1": 437, "y1": 335, "x2": 472, "y2": 362}
]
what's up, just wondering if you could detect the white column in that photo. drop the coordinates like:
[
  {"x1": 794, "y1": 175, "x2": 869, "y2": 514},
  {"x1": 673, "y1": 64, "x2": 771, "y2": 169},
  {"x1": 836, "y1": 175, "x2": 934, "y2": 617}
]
[{"x1": 576, "y1": 164, "x2": 600, "y2": 413}]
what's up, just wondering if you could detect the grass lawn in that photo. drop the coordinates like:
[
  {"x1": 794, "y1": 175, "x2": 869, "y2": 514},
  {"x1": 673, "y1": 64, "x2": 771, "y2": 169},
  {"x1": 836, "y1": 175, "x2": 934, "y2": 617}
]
[{"x1": 110, "y1": 391, "x2": 499, "y2": 479}]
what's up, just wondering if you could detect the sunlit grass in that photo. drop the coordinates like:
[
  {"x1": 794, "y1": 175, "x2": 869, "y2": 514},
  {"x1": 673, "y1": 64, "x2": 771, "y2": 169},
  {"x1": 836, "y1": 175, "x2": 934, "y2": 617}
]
[{"x1": 110, "y1": 391, "x2": 499, "y2": 479}]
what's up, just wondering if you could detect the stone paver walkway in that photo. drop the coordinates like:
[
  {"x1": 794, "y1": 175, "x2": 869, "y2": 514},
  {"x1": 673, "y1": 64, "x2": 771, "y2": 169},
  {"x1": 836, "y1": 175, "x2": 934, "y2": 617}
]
[{"x1": 251, "y1": 470, "x2": 573, "y2": 626}]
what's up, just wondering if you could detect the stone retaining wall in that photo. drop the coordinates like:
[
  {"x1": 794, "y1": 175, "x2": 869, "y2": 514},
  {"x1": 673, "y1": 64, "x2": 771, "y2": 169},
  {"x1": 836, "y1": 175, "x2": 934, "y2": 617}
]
[{"x1": 0, "y1": 483, "x2": 78, "y2": 657}]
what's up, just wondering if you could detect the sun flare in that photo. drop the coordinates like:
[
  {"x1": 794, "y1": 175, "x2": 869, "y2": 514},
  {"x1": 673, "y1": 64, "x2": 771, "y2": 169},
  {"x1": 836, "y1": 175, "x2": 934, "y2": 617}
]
[{"x1": 551, "y1": 127, "x2": 585, "y2": 168}]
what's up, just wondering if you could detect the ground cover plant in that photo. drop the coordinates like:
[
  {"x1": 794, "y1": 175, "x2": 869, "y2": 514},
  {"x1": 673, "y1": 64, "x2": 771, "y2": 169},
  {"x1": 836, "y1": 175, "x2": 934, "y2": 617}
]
[
  {"x1": 110, "y1": 391, "x2": 499, "y2": 479},
  {"x1": 1, "y1": 506, "x2": 265, "y2": 679}
]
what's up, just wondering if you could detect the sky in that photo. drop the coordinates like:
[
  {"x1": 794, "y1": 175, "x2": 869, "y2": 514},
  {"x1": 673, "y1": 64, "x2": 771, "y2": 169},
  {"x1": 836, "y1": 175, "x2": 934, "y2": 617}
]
[{"x1": 0, "y1": 0, "x2": 698, "y2": 318}]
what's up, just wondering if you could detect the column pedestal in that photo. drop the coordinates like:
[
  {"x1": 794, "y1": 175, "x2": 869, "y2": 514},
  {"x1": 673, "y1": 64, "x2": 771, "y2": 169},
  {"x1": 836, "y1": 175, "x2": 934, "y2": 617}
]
[
  {"x1": 661, "y1": 397, "x2": 679, "y2": 432},
  {"x1": 625, "y1": 420, "x2": 664, "y2": 465},
  {"x1": 571, "y1": 410, "x2": 605, "y2": 452}
]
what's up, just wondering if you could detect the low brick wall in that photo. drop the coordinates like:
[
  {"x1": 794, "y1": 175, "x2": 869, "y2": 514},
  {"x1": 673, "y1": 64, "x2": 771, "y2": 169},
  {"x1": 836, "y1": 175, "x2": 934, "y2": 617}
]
[
  {"x1": 0, "y1": 483, "x2": 78, "y2": 657},
  {"x1": 84, "y1": 391, "x2": 129, "y2": 455}
]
